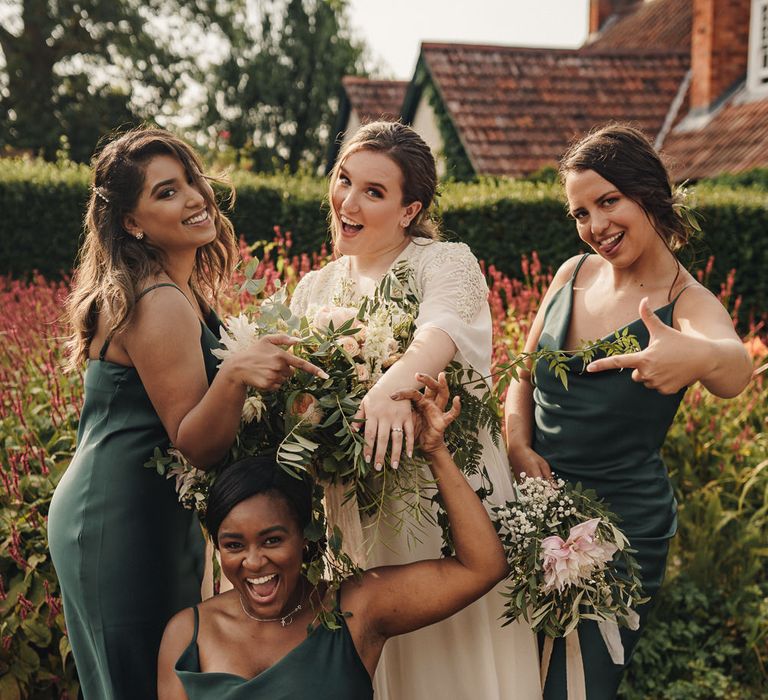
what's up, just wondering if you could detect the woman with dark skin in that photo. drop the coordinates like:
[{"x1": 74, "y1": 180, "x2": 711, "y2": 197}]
[
  {"x1": 48, "y1": 128, "x2": 325, "y2": 700},
  {"x1": 504, "y1": 124, "x2": 752, "y2": 698},
  {"x1": 157, "y1": 372, "x2": 509, "y2": 700}
]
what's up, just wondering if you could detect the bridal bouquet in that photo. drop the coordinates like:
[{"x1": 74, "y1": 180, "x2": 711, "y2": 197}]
[
  {"x1": 146, "y1": 257, "x2": 642, "y2": 601},
  {"x1": 492, "y1": 474, "x2": 647, "y2": 639}
]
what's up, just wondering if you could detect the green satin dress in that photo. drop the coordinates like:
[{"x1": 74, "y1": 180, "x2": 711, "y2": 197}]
[
  {"x1": 48, "y1": 283, "x2": 220, "y2": 700},
  {"x1": 533, "y1": 255, "x2": 686, "y2": 699},
  {"x1": 174, "y1": 599, "x2": 373, "y2": 699}
]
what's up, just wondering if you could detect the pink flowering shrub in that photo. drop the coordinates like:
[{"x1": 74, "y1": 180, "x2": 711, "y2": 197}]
[{"x1": 1, "y1": 236, "x2": 766, "y2": 696}]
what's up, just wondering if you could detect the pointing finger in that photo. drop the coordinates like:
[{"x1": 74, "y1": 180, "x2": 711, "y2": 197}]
[
  {"x1": 263, "y1": 334, "x2": 301, "y2": 346},
  {"x1": 284, "y1": 353, "x2": 329, "y2": 380},
  {"x1": 586, "y1": 351, "x2": 643, "y2": 373}
]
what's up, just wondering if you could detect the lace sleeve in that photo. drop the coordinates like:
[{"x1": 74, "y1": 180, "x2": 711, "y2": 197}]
[{"x1": 413, "y1": 241, "x2": 492, "y2": 375}]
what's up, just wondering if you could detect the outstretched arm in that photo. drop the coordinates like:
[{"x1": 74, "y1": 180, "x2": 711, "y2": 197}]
[{"x1": 351, "y1": 372, "x2": 508, "y2": 641}]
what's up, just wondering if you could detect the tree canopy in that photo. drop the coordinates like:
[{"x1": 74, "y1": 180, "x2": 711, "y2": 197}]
[
  {"x1": 0, "y1": 0, "x2": 368, "y2": 170},
  {"x1": 203, "y1": 0, "x2": 367, "y2": 173}
]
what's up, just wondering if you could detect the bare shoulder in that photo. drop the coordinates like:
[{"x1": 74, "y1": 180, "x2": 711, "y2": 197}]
[
  {"x1": 674, "y1": 280, "x2": 726, "y2": 317},
  {"x1": 161, "y1": 606, "x2": 196, "y2": 649},
  {"x1": 672, "y1": 279, "x2": 740, "y2": 338},
  {"x1": 124, "y1": 283, "x2": 200, "y2": 348},
  {"x1": 546, "y1": 253, "x2": 591, "y2": 298}
]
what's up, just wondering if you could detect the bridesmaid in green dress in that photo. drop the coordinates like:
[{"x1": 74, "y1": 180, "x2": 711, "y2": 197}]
[
  {"x1": 157, "y1": 372, "x2": 509, "y2": 700},
  {"x1": 48, "y1": 128, "x2": 325, "y2": 700},
  {"x1": 504, "y1": 124, "x2": 752, "y2": 698}
]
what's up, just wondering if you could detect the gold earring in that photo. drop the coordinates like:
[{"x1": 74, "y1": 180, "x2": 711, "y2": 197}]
[{"x1": 401, "y1": 220, "x2": 409, "y2": 228}]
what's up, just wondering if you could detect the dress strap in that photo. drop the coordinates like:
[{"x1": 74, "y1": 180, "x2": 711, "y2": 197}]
[
  {"x1": 670, "y1": 283, "x2": 696, "y2": 306},
  {"x1": 136, "y1": 282, "x2": 188, "y2": 303},
  {"x1": 191, "y1": 605, "x2": 200, "y2": 644},
  {"x1": 571, "y1": 253, "x2": 591, "y2": 282},
  {"x1": 98, "y1": 283, "x2": 191, "y2": 360}
]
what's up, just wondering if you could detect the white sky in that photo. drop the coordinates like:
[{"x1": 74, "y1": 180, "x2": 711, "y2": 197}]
[{"x1": 347, "y1": 0, "x2": 591, "y2": 79}]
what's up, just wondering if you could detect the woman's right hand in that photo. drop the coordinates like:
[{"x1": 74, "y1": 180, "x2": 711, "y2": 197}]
[
  {"x1": 507, "y1": 443, "x2": 552, "y2": 481},
  {"x1": 223, "y1": 334, "x2": 328, "y2": 391},
  {"x1": 390, "y1": 372, "x2": 460, "y2": 455}
]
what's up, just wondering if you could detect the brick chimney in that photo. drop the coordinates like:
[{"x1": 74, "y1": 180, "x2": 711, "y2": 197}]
[
  {"x1": 690, "y1": 0, "x2": 751, "y2": 111},
  {"x1": 589, "y1": 0, "x2": 642, "y2": 34}
]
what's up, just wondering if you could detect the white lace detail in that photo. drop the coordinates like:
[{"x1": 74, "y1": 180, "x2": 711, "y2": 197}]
[{"x1": 420, "y1": 242, "x2": 487, "y2": 323}]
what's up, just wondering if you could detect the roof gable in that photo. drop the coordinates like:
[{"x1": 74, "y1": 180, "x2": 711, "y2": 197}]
[{"x1": 411, "y1": 43, "x2": 690, "y2": 177}]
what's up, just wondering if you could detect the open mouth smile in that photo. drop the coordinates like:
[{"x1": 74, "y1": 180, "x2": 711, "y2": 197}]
[
  {"x1": 598, "y1": 231, "x2": 624, "y2": 254},
  {"x1": 182, "y1": 209, "x2": 209, "y2": 226},
  {"x1": 244, "y1": 573, "x2": 280, "y2": 604},
  {"x1": 340, "y1": 214, "x2": 364, "y2": 235}
]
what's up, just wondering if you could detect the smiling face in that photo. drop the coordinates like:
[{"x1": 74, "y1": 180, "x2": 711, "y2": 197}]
[
  {"x1": 217, "y1": 492, "x2": 306, "y2": 618},
  {"x1": 330, "y1": 149, "x2": 422, "y2": 259},
  {"x1": 122, "y1": 154, "x2": 216, "y2": 253},
  {"x1": 565, "y1": 169, "x2": 661, "y2": 266}
]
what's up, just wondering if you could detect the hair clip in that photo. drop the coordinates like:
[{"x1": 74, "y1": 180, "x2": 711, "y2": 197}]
[{"x1": 93, "y1": 186, "x2": 110, "y2": 204}]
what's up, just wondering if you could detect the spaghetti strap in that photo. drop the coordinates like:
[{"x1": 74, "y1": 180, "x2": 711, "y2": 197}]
[
  {"x1": 136, "y1": 282, "x2": 187, "y2": 302},
  {"x1": 98, "y1": 283, "x2": 192, "y2": 359},
  {"x1": 571, "y1": 253, "x2": 591, "y2": 281},
  {"x1": 670, "y1": 283, "x2": 696, "y2": 306},
  {"x1": 191, "y1": 606, "x2": 200, "y2": 644}
]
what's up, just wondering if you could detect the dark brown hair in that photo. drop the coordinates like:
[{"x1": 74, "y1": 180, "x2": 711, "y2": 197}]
[
  {"x1": 329, "y1": 120, "x2": 440, "y2": 242},
  {"x1": 65, "y1": 127, "x2": 238, "y2": 368},
  {"x1": 559, "y1": 123, "x2": 694, "y2": 252}
]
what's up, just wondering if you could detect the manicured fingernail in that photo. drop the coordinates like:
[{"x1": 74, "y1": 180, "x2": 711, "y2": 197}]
[
  {"x1": 390, "y1": 393, "x2": 399, "y2": 400},
  {"x1": 318, "y1": 370, "x2": 329, "y2": 379},
  {"x1": 407, "y1": 450, "x2": 413, "y2": 459},
  {"x1": 365, "y1": 453, "x2": 371, "y2": 463},
  {"x1": 391, "y1": 461, "x2": 399, "y2": 470},
  {"x1": 374, "y1": 462, "x2": 383, "y2": 471}
]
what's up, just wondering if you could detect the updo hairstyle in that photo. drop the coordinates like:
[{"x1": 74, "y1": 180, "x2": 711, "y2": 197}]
[{"x1": 329, "y1": 120, "x2": 440, "y2": 241}]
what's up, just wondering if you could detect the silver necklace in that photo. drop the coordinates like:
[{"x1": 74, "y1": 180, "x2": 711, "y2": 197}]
[{"x1": 239, "y1": 584, "x2": 305, "y2": 627}]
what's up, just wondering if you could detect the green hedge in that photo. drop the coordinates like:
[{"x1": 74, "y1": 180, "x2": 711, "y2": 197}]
[{"x1": 2, "y1": 160, "x2": 767, "y2": 316}]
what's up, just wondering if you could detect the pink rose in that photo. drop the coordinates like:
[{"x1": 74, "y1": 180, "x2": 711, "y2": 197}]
[
  {"x1": 355, "y1": 363, "x2": 371, "y2": 382},
  {"x1": 337, "y1": 335, "x2": 361, "y2": 357},
  {"x1": 329, "y1": 306, "x2": 359, "y2": 329}
]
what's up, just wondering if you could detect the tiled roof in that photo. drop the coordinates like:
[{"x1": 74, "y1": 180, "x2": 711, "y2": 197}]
[
  {"x1": 341, "y1": 77, "x2": 408, "y2": 122},
  {"x1": 418, "y1": 43, "x2": 690, "y2": 177},
  {"x1": 585, "y1": 0, "x2": 692, "y2": 52},
  {"x1": 663, "y1": 95, "x2": 768, "y2": 180}
]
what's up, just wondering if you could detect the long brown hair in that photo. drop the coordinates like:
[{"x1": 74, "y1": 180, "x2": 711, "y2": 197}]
[
  {"x1": 559, "y1": 123, "x2": 695, "y2": 252},
  {"x1": 329, "y1": 121, "x2": 441, "y2": 244},
  {"x1": 65, "y1": 127, "x2": 237, "y2": 369}
]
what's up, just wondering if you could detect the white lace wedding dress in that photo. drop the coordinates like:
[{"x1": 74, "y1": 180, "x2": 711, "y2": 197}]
[{"x1": 291, "y1": 239, "x2": 542, "y2": 700}]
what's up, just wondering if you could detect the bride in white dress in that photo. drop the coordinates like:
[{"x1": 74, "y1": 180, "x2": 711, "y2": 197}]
[{"x1": 290, "y1": 121, "x2": 541, "y2": 700}]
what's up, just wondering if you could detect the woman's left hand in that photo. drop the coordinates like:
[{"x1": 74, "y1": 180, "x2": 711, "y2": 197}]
[
  {"x1": 355, "y1": 383, "x2": 415, "y2": 471},
  {"x1": 585, "y1": 297, "x2": 711, "y2": 394}
]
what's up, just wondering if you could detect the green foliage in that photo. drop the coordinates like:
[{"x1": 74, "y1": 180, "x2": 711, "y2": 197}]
[
  {"x1": 1, "y1": 160, "x2": 767, "y2": 322},
  {"x1": 0, "y1": 0, "x2": 225, "y2": 162},
  {"x1": 619, "y1": 373, "x2": 768, "y2": 698},
  {"x1": 702, "y1": 168, "x2": 768, "y2": 189},
  {"x1": 1, "y1": 276, "x2": 81, "y2": 698},
  {"x1": 204, "y1": 0, "x2": 366, "y2": 173},
  {"x1": 424, "y1": 82, "x2": 475, "y2": 182}
]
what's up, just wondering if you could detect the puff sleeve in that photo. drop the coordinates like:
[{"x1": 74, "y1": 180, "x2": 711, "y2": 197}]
[{"x1": 413, "y1": 241, "x2": 492, "y2": 377}]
